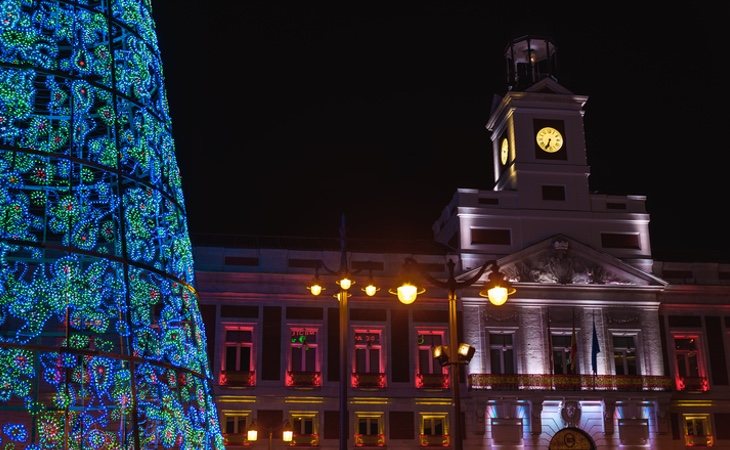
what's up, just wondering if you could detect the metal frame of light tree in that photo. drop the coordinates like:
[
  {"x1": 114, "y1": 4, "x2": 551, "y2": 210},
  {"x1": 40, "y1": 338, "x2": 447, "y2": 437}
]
[{"x1": 0, "y1": 1, "x2": 223, "y2": 448}]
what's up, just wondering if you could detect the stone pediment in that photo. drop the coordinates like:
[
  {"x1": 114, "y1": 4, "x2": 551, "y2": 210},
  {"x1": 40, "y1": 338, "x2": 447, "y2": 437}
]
[
  {"x1": 496, "y1": 235, "x2": 666, "y2": 287},
  {"x1": 524, "y1": 76, "x2": 573, "y2": 95}
]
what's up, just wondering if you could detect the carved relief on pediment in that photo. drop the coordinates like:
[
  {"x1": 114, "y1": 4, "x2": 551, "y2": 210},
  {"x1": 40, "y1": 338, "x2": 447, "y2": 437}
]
[{"x1": 509, "y1": 239, "x2": 634, "y2": 285}]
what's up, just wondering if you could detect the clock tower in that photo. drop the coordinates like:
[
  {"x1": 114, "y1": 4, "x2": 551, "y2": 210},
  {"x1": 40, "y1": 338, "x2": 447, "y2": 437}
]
[
  {"x1": 433, "y1": 35, "x2": 653, "y2": 273},
  {"x1": 488, "y1": 35, "x2": 591, "y2": 205}
]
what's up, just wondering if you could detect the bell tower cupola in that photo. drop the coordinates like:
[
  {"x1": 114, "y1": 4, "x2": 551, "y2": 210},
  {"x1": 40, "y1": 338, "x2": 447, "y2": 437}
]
[{"x1": 505, "y1": 35, "x2": 558, "y2": 91}]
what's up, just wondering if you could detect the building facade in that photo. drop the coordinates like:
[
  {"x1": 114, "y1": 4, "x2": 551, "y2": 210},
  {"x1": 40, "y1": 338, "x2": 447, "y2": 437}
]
[{"x1": 193, "y1": 36, "x2": 730, "y2": 449}]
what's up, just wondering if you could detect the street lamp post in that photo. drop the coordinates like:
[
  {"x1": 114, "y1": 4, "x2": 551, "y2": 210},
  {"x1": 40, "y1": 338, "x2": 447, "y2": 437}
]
[
  {"x1": 390, "y1": 256, "x2": 515, "y2": 450},
  {"x1": 306, "y1": 216, "x2": 379, "y2": 450}
]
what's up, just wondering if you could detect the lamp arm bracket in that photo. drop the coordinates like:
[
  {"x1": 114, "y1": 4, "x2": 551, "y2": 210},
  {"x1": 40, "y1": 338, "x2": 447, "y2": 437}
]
[
  {"x1": 405, "y1": 257, "x2": 496, "y2": 291},
  {"x1": 454, "y1": 259, "x2": 496, "y2": 290},
  {"x1": 316, "y1": 258, "x2": 365, "y2": 277}
]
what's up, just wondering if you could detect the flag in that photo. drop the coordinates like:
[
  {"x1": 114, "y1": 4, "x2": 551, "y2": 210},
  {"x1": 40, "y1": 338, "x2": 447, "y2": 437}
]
[
  {"x1": 591, "y1": 313, "x2": 601, "y2": 375},
  {"x1": 569, "y1": 320, "x2": 577, "y2": 374}
]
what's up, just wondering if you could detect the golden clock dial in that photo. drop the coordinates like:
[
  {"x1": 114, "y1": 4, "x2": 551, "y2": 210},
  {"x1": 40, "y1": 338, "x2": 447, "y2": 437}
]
[
  {"x1": 535, "y1": 126, "x2": 564, "y2": 153},
  {"x1": 500, "y1": 138, "x2": 509, "y2": 165}
]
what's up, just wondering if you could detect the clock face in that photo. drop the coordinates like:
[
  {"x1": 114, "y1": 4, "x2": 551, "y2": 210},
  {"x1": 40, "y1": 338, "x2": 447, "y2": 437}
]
[
  {"x1": 500, "y1": 138, "x2": 509, "y2": 165},
  {"x1": 535, "y1": 126, "x2": 564, "y2": 153}
]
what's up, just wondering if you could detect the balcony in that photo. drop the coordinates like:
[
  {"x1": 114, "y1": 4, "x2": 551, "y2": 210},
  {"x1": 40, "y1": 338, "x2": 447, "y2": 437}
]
[
  {"x1": 291, "y1": 433, "x2": 319, "y2": 447},
  {"x1": 222, "y1": 433, "x2": 251, "y2": 447},
  {"x1": 352, "y1": 372, "x2": 386, "y2": 389},
  {"x1": 419, "y1": 434, "x2": 450, "y2": 447},
  {"x1": 354, "y1": 433, "x2": 385, "y2": 447},
  {"x1": 286, "y1": 371, "x2": 322, "y2": 388},
  {"x1": 685, "y1": 434, "x2": 714, "y2": 447},
  {"x1": 469, "y1": 373, "x2": 673, "y2": 391},
  {"x1": 676, "y1": 376, "x2": 710, "y2": 392},
  {"x1": 416, "y1": 372, "x2": 449, "y2": 390},
  {"x1": 219, "y1": 370, "x2": 255, "y2": 387}
]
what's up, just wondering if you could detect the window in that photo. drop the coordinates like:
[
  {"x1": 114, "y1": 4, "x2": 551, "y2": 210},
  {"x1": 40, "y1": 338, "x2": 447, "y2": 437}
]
[
  {"x1": 290, "y1": 327, "x2": 319, "y2": 373},
  {"x1": 223, "y1": 412, "x2": 252, "y2": 446},
  {"x1": 353, "y1": 329, "x2": 386, "y2": 389},
  {"x1": 224, "y1": 326, "x2": 254, "y2": 372},
  {"x1": 601, "y1": 233, "x2": 641, "y2": 250},
  {"x1": 420, "y1": 413, "x2": 450, "y2": 447},
  {"x1": 542, "y1": 185, "x2": 565, "y2": 201},
  {"x1": 674, "y1": 335, "x2": 708, "y2": 391},
  {"x1": 551, "y1": 334, "x2": 572, "y2": 375},
  {"x1": 489, "y1": 333, "x2": 515, "y2": 374},
  {"x1": 417, "y1": 330, "x2": 445, "y2": 375},
  {"x1": 354, "y1": 329, "x2": 382, "y2": 374},
  {"x1": 221, "y1": 325, "x2": 255, "y2": 386},
  {"x1": 613, "y1": 335, "x2": 638, "y2": 375},
  {"x1": 471, "y1": 228, "x2": 511, "y2": 245},
  {"x1": 415, "y1": 330, "x2": 448, "y2": 388},
  {"x1": 355, "y1": 413, "x2": 385, "y2": 447},
  {"x1": 684, "y1": 415, "x2": 714, "y2": 447},
  {"x1": 290, "y1": 412, "x2": 319, "y2": 446}
]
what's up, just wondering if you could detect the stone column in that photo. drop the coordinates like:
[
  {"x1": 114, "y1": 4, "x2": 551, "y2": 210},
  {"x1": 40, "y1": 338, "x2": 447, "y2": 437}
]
[{"x1": 603, "y1": 399, "x2": 616, "y2": 436}]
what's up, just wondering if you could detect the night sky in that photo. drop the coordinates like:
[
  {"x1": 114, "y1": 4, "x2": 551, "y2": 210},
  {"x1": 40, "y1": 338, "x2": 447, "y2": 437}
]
[{"x1": 151, "y1": 2, "x2": 726, "y2": 262}]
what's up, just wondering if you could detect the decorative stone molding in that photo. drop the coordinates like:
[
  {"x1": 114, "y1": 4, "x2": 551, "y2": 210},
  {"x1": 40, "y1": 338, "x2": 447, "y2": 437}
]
[
  {"x1": 606, "y1": 313, "x2": 640, "y2": 325},
  {"x1": 474, "y1": 401, "x2": 486, "y2": 435},
  {"x1": 510, "y1": 239, "x2": 634, "y2": 285},
  {"x1": 531, "y1": 399, "x2": 543, "y2": 435},
  {"x1": 561, "y1": 400, "x2": 581, "y2": 428},
  {"x1": 603, "y1": 399, "x2": 616, "y2": 435},
  {"x1": 484, "y1": 310, "x2": 519, "y2": 323}
]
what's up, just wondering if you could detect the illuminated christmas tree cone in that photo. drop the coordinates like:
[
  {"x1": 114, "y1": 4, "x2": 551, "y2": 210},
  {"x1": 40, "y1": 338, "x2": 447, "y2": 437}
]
[{"x1": 0, "y1": 1, "x2": 224, "y2": 448}]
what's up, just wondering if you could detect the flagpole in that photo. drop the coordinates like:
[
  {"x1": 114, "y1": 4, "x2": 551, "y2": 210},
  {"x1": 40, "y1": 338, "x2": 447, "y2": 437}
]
[
  {"x1": 570, "y1": 308, "x2": 577, "y2": 375},
  {"x1": 547, "y1": 307, "x2": 554, "y2": 387}
]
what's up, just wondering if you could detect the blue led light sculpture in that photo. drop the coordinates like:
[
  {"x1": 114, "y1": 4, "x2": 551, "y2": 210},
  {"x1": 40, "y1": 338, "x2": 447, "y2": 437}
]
[{"x1": 0, "y1": 0, "x2": 224, "y2": 448}]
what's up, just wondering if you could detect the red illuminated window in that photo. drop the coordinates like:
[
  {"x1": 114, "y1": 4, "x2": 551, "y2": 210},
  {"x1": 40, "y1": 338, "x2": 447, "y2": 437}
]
[
  {"x1": 417, "y1": 330, "x2": 445, "y2": 375},
  {"x1": 673, "y1": 335, "x2": 708, "y2": 391},
  {"x1": 354, "y1": 330, "x2": 382, "y2": 373},
  {"x1": 290, "y1": 327, "x2": 319, "y2": 373},
  {"x1": 220, "y1": 325, "x2": 255, "y2": 386}
]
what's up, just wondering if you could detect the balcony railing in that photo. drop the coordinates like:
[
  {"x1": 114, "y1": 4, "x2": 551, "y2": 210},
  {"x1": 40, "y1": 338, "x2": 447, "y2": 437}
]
[
  {"x1": 416, "y1": 372, "x2": 449, "y2": 389},
  {"x1": 469, "y1": 373, "x2": 673, "y2": 391},
  {"x1": 676, "y1": 376, "x2": 710, "y2": 392},
  {"x1": 219, "y1": 370, "x2": 256, "y2": 387},
  {"x1": 352, "y1": 372, "x2": 386, "y2": 389},
  {"x1": 222, "y1": 433, "x2": 250, "y2": 446},
  {"x1": 291, "y1": 433, "x2": 319, "y2": 447},
  {"x1": 286, "y1": 371, "x2": 322, "y2": 388},
  {"x1": 419, "y1": 434, "x2": 450, "y2": 447},
  {"x1": 354, "y1": 433, "x2": 385, "y2": 447},
  {"x1": 685, "y1": 434, "x2": 714, "y2": 447}
]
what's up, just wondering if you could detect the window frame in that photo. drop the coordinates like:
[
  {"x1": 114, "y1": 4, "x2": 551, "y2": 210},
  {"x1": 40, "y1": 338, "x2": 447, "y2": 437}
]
[
  {"x1": 415, "y1": 329, "x2": 447, "y2": 376},
  {"x1": 487, "y1": 331, "x2": 516, "y2": 375},
  {"x1": 353, "y1": 327, "x2": 384, "y2": 375},
  {"x1": 222, "y1": 324, "x2": 255, "y2": 374},
  {"x1": 611, "y1": 332, "x2": 639, "y2": 376},
  {"x1": 672, "y1": 333, "x2": 707, "y2": 390},
  {"x1": 289, "y1": 411, "x2": 319, "y2": 445},
  {"x1": 550, "y1": 331, "x2": 572, "y2": 375},
  {"x1": 288, "y1": 325, "x2": 321, "y2": 373},
  {"x1": 683, "y1": 414, "x2": 714, "y2": 447}
]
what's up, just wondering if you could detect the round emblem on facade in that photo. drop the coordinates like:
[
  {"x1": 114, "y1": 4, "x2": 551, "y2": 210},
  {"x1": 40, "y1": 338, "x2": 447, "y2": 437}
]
[{"x1": 548, "y1": 427, "x2": 595, "y2": 450}]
